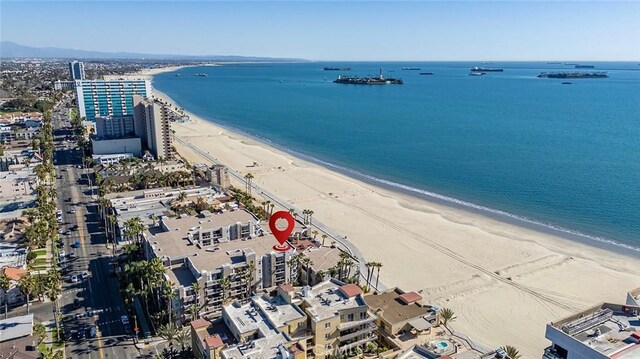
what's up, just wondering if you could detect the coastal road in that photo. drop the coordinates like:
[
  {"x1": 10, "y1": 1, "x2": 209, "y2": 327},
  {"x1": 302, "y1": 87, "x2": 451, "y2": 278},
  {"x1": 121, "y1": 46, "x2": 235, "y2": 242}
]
[
  {"x1": 53, "y1": 112, "x2": 142, "y2": 358},
  {"x1": 174, "y1": 135, "x2": 382, "y2": 290}
]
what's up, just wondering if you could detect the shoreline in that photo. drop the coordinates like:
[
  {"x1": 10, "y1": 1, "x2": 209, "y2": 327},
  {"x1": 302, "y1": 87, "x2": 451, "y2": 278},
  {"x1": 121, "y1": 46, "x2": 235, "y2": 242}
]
[{"x1": 142, "y1": 65, "x2": 640, "y2": 357}]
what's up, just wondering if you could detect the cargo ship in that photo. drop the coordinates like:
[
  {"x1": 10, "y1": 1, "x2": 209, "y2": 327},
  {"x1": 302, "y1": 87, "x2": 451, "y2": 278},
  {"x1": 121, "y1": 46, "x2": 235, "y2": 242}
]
[
  {"x1": 575, "y1": 65, "x2": 595, "y2": 69},
  {"x1": 471, "y1": 66, "x2": 503, "y2": 72},
  {"x1": 537, "y1": 72, "x2": 608, "y2": 79},
  {"x1": 333, "y1": 68, "x2": 403, "y2": 85},
  {"x1": 324, "y1": 67, "x2": 351, "y2": 71},
  {"x1": 419, "y1": 72, "x2": 434, "y2": 75},
  {"x1": 402, "y1": 67, "x2": 421, "y2": 70}
]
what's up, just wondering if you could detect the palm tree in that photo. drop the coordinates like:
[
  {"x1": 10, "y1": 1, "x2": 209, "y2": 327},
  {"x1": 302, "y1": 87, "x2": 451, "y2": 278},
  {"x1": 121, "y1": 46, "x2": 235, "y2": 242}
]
[
  {"x1": 365, "y1": 262, "x2": 374, "y2": 291},
  {"x1": 321, "y1": 234, "x2": 328, "y2": 247},
  {"x1": 175, "y1": 327, "x2": 191, "y2": 354},
  {"x1": 148, "y1": 213, "x2": 158, "y2": 227},
  {"x1": 163, "y1": 281, "x2": 176, "y2": 325},
  {"x1": 311, "y1": 230, "x2": 318, "y2": 240},
  {"x1": 439, "y1": 308, "x2": 456, "y2": 328},
  {"x1": 0, "y1": 273, "x2": 10, "y2": 319},
  {"x1": 287, "y1": 254, "x2": 300, "y2": 284},
  {"x1": 46, "y1": 270, "x2": 62, "y2": 338},
  {"x1": 157, "y1": 322, "x2": 179, "y2": 355},
  {"x1": 374, "y1": 262, "x2": 383, "y2": 291},
  {"x1": 177, "y1": 191, "x2": 187, "y2": 202},
  {"x1": 243, "y1": 173, "x2": 254, "y2": 195},
  {"x1": 17, "y1": 274, "x2": 35, "y2": 314},
  {"x1": 191, "y1": 281, "x2": 201, "y2": 319},
  {"x1": 219, "y1": 277, "x2": 231, "y2": 304},
  {"x1": 503, "y1": 346, "x2": 522, "y2": 359}
]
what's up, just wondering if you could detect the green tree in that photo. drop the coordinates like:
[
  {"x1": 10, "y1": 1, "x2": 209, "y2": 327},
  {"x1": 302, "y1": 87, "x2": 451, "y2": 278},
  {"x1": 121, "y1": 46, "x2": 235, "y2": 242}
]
[
  {"x1": 17, "y1": 273, "x2": 35, "y2": 314},
  {"x1": 503, "y1": 345, "x2": 522, "y2": 359},
  {"x1": 33, "y1": 322, "x2": 47, "y2": 343},
  {"x1": 439, "y1": 308, "x2": 456, "y2": 328},
  {"x1": 0, "y1": 273, "x2": 9, "y2": 319},
  {"x1": 157, "y1": 322, "x2": 179, "y2": 355}
]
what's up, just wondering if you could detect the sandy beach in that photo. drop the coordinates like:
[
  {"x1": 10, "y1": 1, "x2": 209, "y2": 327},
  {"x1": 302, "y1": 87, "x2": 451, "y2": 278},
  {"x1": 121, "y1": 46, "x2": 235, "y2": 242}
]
[{"x1": 146, "y1": 67, "x2": 639, "y2": 358}]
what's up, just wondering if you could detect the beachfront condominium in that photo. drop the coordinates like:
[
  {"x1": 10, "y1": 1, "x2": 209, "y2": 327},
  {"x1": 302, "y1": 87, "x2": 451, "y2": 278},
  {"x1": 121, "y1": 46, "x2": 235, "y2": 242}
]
[
  {"x1": 69, "y1": 61, "x2": 85, "y2": 80},
  {"x1": 133, "y1": 95, "x2": 173, "y2": 159},
  {"x1": 75, "y1": 79, "x2": 151, "y2": 121},
  {"x1": 293, "y1": 280, "x2": 377, "y2": 359},
  {"x1": 141, "y1": 210, "x2": 297, "y2": 323}
]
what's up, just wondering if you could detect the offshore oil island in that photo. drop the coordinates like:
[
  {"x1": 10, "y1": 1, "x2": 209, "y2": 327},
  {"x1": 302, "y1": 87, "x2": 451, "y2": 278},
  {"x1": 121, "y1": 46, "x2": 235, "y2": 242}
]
[
  {"x1": 334, "y1": 68, "x2": 404, "y2": 85},
  {"x1": 538, "y1": 71, "x2": 608, "y2": 79}
]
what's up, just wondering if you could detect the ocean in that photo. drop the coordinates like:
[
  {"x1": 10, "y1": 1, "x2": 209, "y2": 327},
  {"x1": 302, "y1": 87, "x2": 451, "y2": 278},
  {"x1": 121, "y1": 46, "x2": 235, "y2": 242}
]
[{"x1": 153, "y1": 62, "x2": 640, "y2": 253}]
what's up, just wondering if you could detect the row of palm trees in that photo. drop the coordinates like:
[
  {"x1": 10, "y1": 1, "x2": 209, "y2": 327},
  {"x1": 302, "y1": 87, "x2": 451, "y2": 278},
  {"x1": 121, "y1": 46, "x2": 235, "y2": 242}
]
[{"x1": 364, "y1": 261, "x2": 383, "y2": 292}]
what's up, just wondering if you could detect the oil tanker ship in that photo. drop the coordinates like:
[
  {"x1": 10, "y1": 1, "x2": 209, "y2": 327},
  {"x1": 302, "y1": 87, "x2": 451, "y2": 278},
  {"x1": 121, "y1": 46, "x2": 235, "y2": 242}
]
[{"x1": 537, "y1": 72, "x2": 608, "y2": 79}]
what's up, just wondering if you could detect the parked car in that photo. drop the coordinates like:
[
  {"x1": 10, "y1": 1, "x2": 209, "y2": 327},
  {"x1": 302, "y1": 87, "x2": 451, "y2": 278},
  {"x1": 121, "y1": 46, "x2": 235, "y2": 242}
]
[
  {"x1": 70, "y1": 275, "x2": 79, "y2": 283},
  {"x1": 88, "y1": 326, "x2": 97, "y2": 338},
  {"x1": 73, "y1": 298, "x2": 80, "y2": 308},
  {"x1": 68, "y1": 252, "x2": 77, "y2": 259},
  {"x1": 81, "y1": 271, "x2": 89, "y2": 280}
]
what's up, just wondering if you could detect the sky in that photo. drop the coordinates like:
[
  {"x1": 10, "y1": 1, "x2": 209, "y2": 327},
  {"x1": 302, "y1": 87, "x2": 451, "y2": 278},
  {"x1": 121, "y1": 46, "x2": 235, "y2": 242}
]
[{"x1": 1, "y1": 1, "x2": 639, "y2": 61}]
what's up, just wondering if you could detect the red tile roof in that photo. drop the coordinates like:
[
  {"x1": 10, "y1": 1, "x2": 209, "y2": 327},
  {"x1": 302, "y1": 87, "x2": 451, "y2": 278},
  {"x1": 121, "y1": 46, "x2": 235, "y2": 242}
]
[
  {"x1": 398, "y1": 292, "x2": 422, "y2": 305},
  {"x1": 205, "y1": 334, "x2": 224, "y2": 349},
  {"x1": 1, "y1": 267, "x2": 27, "y2": 281},
  {"x1": 279, "y1": 284, "x2": 295, "y2": 292},
  {"x1": 190, "y1": 318, "x2": 211, "y2": 330},
  {"x1": 339, "y1": 284, "x2": 363, "y2": 298}
]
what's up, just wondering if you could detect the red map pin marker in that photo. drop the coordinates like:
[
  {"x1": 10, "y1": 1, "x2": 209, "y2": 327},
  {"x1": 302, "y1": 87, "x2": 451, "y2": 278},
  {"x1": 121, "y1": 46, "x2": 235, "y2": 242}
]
[{"x1": 269, "y1": 211, "x2": 295, "y2": 252}]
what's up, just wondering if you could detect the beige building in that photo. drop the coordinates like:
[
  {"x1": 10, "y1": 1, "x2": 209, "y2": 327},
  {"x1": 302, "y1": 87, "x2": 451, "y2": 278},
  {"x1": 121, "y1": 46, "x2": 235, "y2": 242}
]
[
  {"x1": 208, "y1": 164, "x2": 231, "y2": 189},
  {"x1": 295, "y1": 280, "x2": 377, "y2": 359},
  {"x1": 0, "y1": 168, "x2": 36, "y2": 200},
  {"x1": 191, "y1": 318, "x2": 226, "y2": 359},
  {"x1": 364, "y1": 289, "x2": 436, "y2": 349},
  {"x1": 133, "y1": 95, "x2": 173, "y2": 160},
  {"x1": 142, "y1": 210, "x2": 297, "y2": 323}
]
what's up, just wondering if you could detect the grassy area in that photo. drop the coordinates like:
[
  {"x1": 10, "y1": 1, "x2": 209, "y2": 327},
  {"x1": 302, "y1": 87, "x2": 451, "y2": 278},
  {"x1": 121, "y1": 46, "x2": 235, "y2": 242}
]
[
  {"x1": 32, "y1": 249, "x2": 47, "y2": 256},
  {"x1": 52, "y1": 326, "x2": 64, "y2": 350},
  {"x1": 33, "y1": 258, "x2": 48, "y2": 265}
]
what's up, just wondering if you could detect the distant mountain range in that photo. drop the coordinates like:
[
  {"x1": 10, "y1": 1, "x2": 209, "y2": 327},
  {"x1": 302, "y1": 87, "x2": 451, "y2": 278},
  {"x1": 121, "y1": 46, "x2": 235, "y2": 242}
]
[{"x1": 0, "y1": 41, "x2": 305, "y2": 62}]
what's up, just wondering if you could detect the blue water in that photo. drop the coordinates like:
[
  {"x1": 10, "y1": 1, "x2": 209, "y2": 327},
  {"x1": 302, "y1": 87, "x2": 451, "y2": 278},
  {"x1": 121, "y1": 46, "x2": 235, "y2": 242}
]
[{"x1": 154, "y1": 62, "x2": 640, "y2": 252}]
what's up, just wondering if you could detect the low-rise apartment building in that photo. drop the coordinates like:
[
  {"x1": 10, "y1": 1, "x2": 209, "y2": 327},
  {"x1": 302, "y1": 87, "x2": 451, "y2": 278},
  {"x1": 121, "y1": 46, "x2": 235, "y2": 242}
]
[
  {"x1": 142, "y1": 210, "x2": 296, "y2": 323},
  {"x1": 364, "y1": 288, "x2": 436, "y2": 349}
]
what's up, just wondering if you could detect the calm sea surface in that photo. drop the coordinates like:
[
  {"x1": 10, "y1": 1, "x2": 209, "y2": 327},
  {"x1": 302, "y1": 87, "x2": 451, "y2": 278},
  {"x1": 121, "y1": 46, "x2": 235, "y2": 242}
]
[{"x1": 154, "y1": 62, "x2": 640, "y2": 252}]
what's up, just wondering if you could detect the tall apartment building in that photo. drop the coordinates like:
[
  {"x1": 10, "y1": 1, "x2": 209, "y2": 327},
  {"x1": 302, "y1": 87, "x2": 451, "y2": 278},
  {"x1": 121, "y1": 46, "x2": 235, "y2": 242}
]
[
  {"x1": 95, "y1": 115, "x2": 135, "y2": 138},
  {"x1": 207, "y1": 164, "x2": 231, "y2": 189},
  {"x1": 75, "y1": 79, "x2": 151, "y2": 121},
  {"x1": 295, "y1": 280, "x2": 377, "y2": 359},
  {"x1": 68, "y1": 61, "x2": 85, "y2": 80},
  {"x1": 133, "y1": 96, "x2": 172, "y2": 159},
  {"x1": 142, "y1": 210, "x2": 297, "y2": 323}
]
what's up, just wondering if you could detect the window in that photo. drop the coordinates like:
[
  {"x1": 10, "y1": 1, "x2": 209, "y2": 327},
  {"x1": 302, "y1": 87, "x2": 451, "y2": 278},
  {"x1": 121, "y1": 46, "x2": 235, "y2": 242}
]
[
  {"x1": 298, "y1": 322, "x2": 305, "y2": 328},
  {"x1": 325, "y1": 333, "x2": 331, "y2": 340},
  {"x1": 325, "y1": 322, "x2": 331, "y2": 328}
]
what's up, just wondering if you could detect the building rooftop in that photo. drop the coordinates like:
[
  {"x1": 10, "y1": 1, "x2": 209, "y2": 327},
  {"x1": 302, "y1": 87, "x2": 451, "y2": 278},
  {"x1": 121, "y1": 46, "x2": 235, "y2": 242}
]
[
  {"x1": 302, "y1": 246, "x2": 343, "y2": 272},
  {"x1": 397, "y1": 345, "x2": 438, "y2": 359},
  {"x1": 205, "y1": 334, "x2": 224, "y2": 349},
  {"x1": 0, "y1": 314, "x2": 33, "y2": 342},
  {"x1": 303, "y1": 279, "x2": 367, "y2": 322},
  {"x1": 550, "y1": 303, "x2": 640, "y2": 358},
  {"x1": 365, "y1": 289, "x2": 433, "y2": 325},
  {"x1": 161, "y1": 210, "x2": 256, "y2": 233},
  {"x1": 253, "y1": 295, "x2": 306, "y2": 329},
  {"x1": 145, "y1": 217, "x2": 281, "y2": 276}
]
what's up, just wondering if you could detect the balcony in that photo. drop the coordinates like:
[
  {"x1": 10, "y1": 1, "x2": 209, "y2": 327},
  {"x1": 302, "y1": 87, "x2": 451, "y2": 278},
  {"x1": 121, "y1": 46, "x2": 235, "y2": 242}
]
[
  {"x1": 543, "y1": 347, "x2": 566, "y2": 359},
  {"x1": 339, "y1": 325, "x2": 377, "y2": 342},
  {"x1": 339, "y1": 334, "x2": 377, "y2": 351},
  {"x1": 337, "y1": 314, "x2": 377, "y2": 331}
]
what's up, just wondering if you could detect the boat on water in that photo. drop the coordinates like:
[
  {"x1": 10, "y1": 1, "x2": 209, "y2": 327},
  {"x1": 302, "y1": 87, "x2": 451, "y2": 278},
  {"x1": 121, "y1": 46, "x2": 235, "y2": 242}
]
[
  {"x1": 561, "y1": 82, "x2": 572, "y2": 85},
  {"x1": 324, "y1": 67, "x2": 351, "y2": 71},
  {"x1": 471, "y1": 66, "x2": 503, "y2": 72},
  {"x1": 402, "y1": 67, "x2": 421, "y2": 71},
  {"x1": 538, "y1": 72, "x2": 608, "y2": 79},
  {"x1": 469, "y1": 71, "x2": 485, "y2": 76},
  {"x1": 419, "y1": 72, "x2": 434, "y2": 75},
  {"x1": 547, "y1": 62, "x2": 561, "y2": 64},
  {"x1": 333, "y1": 68, "x2": 403, "y2": 85},
  {"x1": 194, "y1": 73, "x2": 208, "y2": 77},
  {"x1": 575, "y1": 65, "x2": 595, "y2": 69}
]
